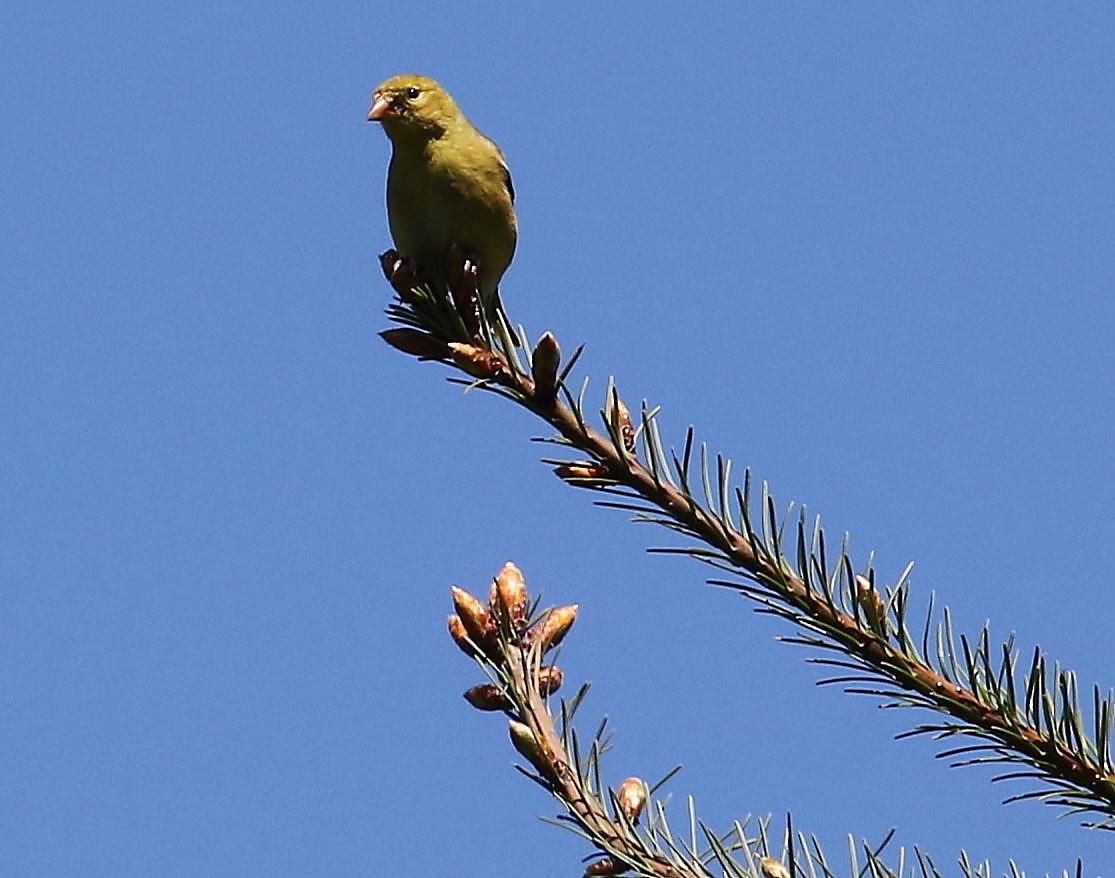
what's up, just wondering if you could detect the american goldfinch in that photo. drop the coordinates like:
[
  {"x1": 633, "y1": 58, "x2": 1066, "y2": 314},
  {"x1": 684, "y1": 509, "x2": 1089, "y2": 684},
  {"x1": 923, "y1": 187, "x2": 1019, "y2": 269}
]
[{"x1": 367, "y1": 74, "x2": 517, "y2": 304}]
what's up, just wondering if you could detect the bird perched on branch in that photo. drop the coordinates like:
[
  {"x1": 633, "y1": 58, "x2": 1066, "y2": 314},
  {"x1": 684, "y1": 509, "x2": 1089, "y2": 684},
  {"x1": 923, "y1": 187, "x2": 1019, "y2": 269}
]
[{"x1": 367, "y1": 74, "x2": 517, "y2": 305}]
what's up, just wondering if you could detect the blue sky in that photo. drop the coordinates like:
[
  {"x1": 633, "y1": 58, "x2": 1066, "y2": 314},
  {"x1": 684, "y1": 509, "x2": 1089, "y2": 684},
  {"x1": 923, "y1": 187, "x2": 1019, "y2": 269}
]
[{"x1": 3, "y1": 3, "x2": 1114, "y2": 876}]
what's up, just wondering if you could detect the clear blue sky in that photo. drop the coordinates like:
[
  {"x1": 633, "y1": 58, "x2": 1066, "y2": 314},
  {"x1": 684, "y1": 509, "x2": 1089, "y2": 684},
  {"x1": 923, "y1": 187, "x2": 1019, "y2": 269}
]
[{"x1": 3, "y1": 3, "x2": 1114, "y2": 876}]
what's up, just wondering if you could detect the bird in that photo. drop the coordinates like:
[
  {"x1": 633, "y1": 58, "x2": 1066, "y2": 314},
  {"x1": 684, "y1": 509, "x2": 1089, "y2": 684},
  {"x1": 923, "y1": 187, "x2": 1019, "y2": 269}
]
[{"x1": 367, "y1": 74, "x2": 517, "y2": 306}]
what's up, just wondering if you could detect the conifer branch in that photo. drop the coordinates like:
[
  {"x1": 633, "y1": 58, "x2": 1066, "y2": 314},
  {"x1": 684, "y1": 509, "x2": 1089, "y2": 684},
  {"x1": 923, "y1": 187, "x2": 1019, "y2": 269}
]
[
  {"x1": 379, "y1": 253, "x2": 1115, "y2": 829},
  {"x1": 447, "y1": 562, "x2": 1087, "y2": 878}
]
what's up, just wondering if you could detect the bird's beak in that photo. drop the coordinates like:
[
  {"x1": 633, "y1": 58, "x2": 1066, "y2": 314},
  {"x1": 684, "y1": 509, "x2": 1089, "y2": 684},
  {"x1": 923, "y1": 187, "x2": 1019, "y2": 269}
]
[{"x1": 367, "y1": 95, "x2": 391, "y2": 122}]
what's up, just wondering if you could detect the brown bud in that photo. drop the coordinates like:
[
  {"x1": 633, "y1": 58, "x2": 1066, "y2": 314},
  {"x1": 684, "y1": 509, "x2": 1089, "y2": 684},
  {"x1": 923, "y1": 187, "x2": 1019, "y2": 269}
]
[
  {"x1": 584, "y1": 858, "x2": 626, "y2": 876},
  {"x1": 379, "y1": 328, "x2": 450, "y2": 360},
  {"x1": 450, "y1": 586, "x2": 493, "y2": 647},
  {"x1": 616, "y1": 776, "x2": 647, "y2": 822},
  {"x1": 553, "y1": 461, "x2": 610, "y2": 482},
  {"x1": 447, "y1": 614, "x2": 484, "y2": 659},
  {"x1": 527, "y1": 605, "x2": 578, "y2": 652},
  {"x1": 508, "y1": 720, "x2": 554, "y2": 780},
  {"x1": 760, "y1": 857, "x2": 791, "y2": 878},
  {"x1": 463, "y1": 683, "x2": 512, "y2": 712},
  {"x1": 493, "y1": 562, "x2": 529, "y2": 632},
  {"x1": 448, "y1": 342, "x2": 504, "y2": 379},
  {"x1": 531, "y1": 332, "x2": 561, "y2": 401},
  {"x1": 536, "y1": 665, "x2": 564, "y2": 696},
  {"x1": 607, "y1": 395, "x2": 635, "y2": 453}
]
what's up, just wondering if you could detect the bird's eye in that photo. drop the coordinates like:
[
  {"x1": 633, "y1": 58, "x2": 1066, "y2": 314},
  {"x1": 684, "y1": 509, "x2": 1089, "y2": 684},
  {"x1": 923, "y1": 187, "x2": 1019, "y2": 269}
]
[{"x1": 406, "y1": 86, "x2": 420, "y2": 99}]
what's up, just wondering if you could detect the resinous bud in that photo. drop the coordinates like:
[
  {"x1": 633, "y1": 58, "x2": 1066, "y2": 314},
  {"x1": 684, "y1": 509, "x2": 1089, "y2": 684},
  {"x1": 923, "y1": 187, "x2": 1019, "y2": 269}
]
[
  {"x1": 379, "y1": 328, "x2": 450, "y2": 360},
  {"x1": 583, "y1": 858, "x2": 624, "y2": 876},
  {"x1": 494, "y1": 561, "x2": 529, "y2": 632},
  {"x1": 463, "y1": 683, "x2": 512, "y2": 712},
  {"x1": 536, "y1": 665, "x2": 564, "y2": 696},
  {"x1": 447, "y1": 614, "x2": 482, "y2": 658},
  {"x1": 616, "y1": 776, "x2": 647, "y2": 822},
  {"x1": 508, "y1": 720, "x2": 553, "y2": 779},
  {"x1": 450, "y1": 586, "x2": 493, "y2": 646},
  {"x1": 553, "y1": 462, "x2": 609, "y2": 482},
  {"x1": 760, "y1": 857, "x2": 791, "y2": 878},
  {"x1": 531, "y1": 332, "x2": 561, "y2": 400},
  {"x1": 448, "y1": 342, "x2": 504, "y2": 379},
  {"x1": 527, "y1": 605, "x2": 578, "y2": 652},
  {"x1": 608, "y1": 396, "x2": 635, "y2": 452}
]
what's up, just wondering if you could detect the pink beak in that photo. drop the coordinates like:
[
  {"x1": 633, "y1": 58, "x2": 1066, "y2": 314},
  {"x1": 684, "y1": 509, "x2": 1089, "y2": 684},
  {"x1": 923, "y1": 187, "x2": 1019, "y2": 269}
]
[{"x1": 367, "y1": 95, "x2": 391, "y2": 122}]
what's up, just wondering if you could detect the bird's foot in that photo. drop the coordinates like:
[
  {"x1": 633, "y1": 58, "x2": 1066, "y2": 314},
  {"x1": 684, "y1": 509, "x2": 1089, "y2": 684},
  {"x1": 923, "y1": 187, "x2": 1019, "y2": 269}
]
[
  {"x1": 379, "y1": 249, "x2": 423, "y2": 303},
  {"x1": 446, "y1": 245, "x2": 483, "y2": 337}
]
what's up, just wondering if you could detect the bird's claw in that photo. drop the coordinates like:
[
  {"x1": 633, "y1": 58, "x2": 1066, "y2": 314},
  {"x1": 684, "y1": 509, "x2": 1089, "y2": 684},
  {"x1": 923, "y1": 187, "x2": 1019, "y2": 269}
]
[
  {"x1": 446, "y1": 244, "x2": 482, "y2": 336},
  {"x1": 379, "y1": 249, "x2": 423, "y2": 302}
]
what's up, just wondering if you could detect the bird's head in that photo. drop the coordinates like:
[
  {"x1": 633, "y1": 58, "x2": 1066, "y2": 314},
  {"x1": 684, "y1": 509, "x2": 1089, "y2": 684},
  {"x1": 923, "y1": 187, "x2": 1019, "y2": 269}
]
[{"x1": 367, "y1": 74, "x2": 461, "y2": 140}]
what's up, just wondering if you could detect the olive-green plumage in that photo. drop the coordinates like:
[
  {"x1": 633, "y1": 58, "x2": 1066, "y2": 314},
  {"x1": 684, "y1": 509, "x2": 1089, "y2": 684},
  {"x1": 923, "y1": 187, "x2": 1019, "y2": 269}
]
[{"x1": 367, "y1": 74, "x2": 517, "y2": 301}]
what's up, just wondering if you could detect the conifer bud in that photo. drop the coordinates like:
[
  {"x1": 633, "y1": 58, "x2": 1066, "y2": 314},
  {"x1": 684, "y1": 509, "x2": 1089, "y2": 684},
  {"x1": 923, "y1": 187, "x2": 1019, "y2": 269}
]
[
  {"x1": 447, "y1": 614, "x2": 483, "y2": 659},
  {"x1": 448, "y1": 342, "x2": 504, "y2": 379},
  {"x1": 508, "y1": 720, "x2": 553, "y2": 779},
  {"x1": 531, "y1": 332, "x2": 561, "y2": 401},
  {"x1": 554, "y1": 462, "x2": 610, "y2": 482},
  {"x1": 463, "y1": 683, "x2": 512, "y2": 712},
  {"x1": 583, "y1": 858, "x2": 625, "y2": 876},
  {"x1": 450, "y1": 586, "x2": 493, "y2": 646},
  {"x1": 537, "y1": 665, "x2": 564, "y2": 696},
  {"x1": 379, "y1": 328, "x2": 450, "y2": 360},
  {"x1": 608, "y1": 395, "x2": 635, "y2": 453},
  {"x1": 855, "y1": 574, "x2": 887, "y2": 636},
  {"x1": 760, "y1": 857, "x2": 791, "y2": 878},
  {"x1": 527, "y1": 605, "x2": 578, "y2": 652},
  {"x1": 616, "y1": 776, "x2": 647, "y2": 823},
  {"x1": 494, "y1": 562, "x2": 529, "y2": 632}
]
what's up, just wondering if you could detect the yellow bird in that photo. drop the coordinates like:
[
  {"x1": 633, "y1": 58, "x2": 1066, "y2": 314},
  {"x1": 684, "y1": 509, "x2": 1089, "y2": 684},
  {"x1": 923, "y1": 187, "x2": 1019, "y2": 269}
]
[{"x1": 367, "y1": 74, "x2": 517, "y2": 304}]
